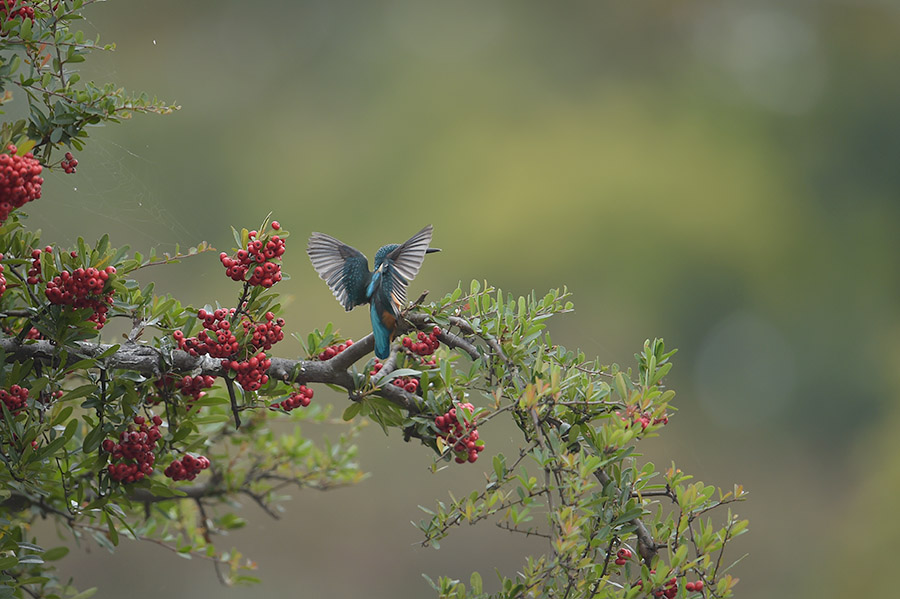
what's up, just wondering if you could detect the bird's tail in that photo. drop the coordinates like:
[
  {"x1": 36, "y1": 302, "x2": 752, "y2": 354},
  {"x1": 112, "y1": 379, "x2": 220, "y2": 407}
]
[{"x1": 370, "y1": 302, "x2": 393, "y2": 359}]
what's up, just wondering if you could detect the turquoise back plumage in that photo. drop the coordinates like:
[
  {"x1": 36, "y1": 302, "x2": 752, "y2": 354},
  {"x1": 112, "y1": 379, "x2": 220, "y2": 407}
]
[{"x1": 367, "y1": 253, "x2": 403, "y2": 359}]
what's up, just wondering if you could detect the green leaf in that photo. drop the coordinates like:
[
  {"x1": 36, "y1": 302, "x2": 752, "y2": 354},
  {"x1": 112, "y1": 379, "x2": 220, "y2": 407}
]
[
  {"x1": 62, "y1": 417, "x2": 79, "y2": 441},
  {"x1": 19, "y1": 15, "x2": 31, "y2": 39},
  {"x1": 82, "y1": 423, "x2": 105, "y2": 453},
  {"x1": 377, "y1": 368, "x2": 421, "y2": 385},
  {"x1": 493, "y1": 454, "x2": 507, "y2": 480},
  {"x1": 611, "y1": 506, "x2": 644, "y2": 527},
  {"x1": 342, "y1": 402, "x2": 362, "y2": 421},
  {"x1": 104, "y1": 512, "x2": 119, "y2": 546},
  {"x1": 42, "y1": 546, "x2": 69, "y2": 561},
  {"x1": 614, "y1": 372, "x2": 628, "y2": 400},
  {"x1": 15, "y1": 543, "x2": 42, "y2": 552},
  {"x1": 470, "y1": 571, "x2": 483, "y2": 594},
  {"x1": 671, "y1": 544, "x2": 688, "y2": 568},
  {"x1": 217, "y1": 513, "x2": 246, "y2": 530},
  {"x1": 61, "y1": 384, "x2": 98, "y2": 402},
  {"x1": 51, "y1": 405, "x2": 74, "y2": 427},
  {"x1": 14, "y1": 138, "x2": 35, "y2": 155},
  {"x1": 145, "y1": 479, "x2": 186, "y2": 499},
  {"x1": 34, "y1": 429, "x2": 72, "y2": 461},
  {"x1": 192, "y1": 413, "x2": 230, "y2": 424},
  {"x1": 0, "y1": 556, "x2": 17, "y2": 569},
  {"x1": 171, "y1": 425, "x2": 192, "y2": 443}
]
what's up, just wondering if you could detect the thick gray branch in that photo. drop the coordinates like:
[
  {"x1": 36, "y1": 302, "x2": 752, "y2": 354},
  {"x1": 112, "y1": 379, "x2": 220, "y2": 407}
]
[{"x1": 0, "y1": 333, "x2": 424, "y2": 414}]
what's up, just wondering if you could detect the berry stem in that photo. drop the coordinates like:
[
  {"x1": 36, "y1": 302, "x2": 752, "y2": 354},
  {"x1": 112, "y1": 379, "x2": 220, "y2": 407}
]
[{"x1": 230, "y1": 281, "x2": 253, "y2": 326}]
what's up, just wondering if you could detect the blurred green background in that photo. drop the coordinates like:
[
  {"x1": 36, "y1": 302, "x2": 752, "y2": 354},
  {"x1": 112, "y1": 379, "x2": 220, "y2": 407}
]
[{"x1": 19, "y1": 0, "x2": 899, "y2": 597}]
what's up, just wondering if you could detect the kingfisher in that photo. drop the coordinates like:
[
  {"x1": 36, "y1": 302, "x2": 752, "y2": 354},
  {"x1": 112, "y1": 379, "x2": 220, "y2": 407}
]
[{"x1": 307, "y1": 225, "x2": 439, "y2": 359}]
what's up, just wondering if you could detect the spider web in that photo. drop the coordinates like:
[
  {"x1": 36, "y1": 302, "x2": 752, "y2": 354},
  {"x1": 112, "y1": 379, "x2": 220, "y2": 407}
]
[{"x1": 31, "y1": 134, "x2": 197, "y2": 253}]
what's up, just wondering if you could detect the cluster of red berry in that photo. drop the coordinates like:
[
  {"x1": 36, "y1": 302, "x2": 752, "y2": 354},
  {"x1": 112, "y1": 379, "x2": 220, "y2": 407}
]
[
  {"x1": 164, "y1": 454, "x2": 210, "y2": 482},
  {"x1": 616, "y1": 407, "x2": 669, "y2": 431},
  {"x1": 402, "y1": 327, "x2": 441, "y2": 356},
  {"x1": 369, "y1": 361, "x2": 421, "y2": 393},
  {"x1": 646, "y1": 576, "x2": 678, "y2": 598},
  {"x1": 317, "y1": 339, "x2": 353, "y2": 360},
  {"x1": 175, "y1": 308, "x2": 282, "y2": 392},
  {"x1": 0, "y1": 254, "x2": 6, "y2": 297},
  {"x1": 44, "y1": 266, "x2": 117, "y2": 328},
  {"x1": 613, "y1": 547, "x2": 633, "y2": 565},
  {"x1": 175, "y1": 308, "x2": 239, "y2": 358},
  {"x1": 0, "y1": 145, "x2": 43, "y2": 225},
  {"x1": 0, "y1": 0, "x2": 35, "y2": 23},
  {"x1": 176, "y1": 374, "x2": 215, "y2": 400},
  {"x1": 223, "y1": 352, "x2": 271, "y2": 391},
  {"x1": 61, "y1": 151, "x2": 78, "y2": 174},
  {"x1": 219, "y1": 225, "x2": 285, "y2": 289},
  {"x1": 685, "y1": 580, "x2": 704, "y2": 592},
  {"x1": 244, "y1": 311, "x2": 284, "y2": 351},
  {"x1": 175, "y1": 374, "x2": 215, "y2": 410},
  {"x1": 0, "y1": 384, "x2": 29, "y2": 415},
  {"x1": 414, "y1": 355, "x2": 437, "y2": 367},
  {"x1": 103, "y1": 415, "x2": 163, "y2": 484},
  {"x1": 434, "y1": 402, "x2": 484, "y2": 464},
  {"x1": 25, "y1": 247, "x2": 50, "y2": 285},
  {"x1": 369, "y1": 358, "x2": 419, "y2": 393},
  {"x1": 392, "y1": 375, "x2": 419, "y2": 394},
  {"x1": 272, "y1": 384, "x2": 313, "y2": 411}
]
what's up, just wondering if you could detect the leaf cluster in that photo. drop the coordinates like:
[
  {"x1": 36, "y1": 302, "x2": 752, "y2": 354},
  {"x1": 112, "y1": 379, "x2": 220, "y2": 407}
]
[{"x1": 0, "y1": 0, "x2": 178, "y2": 165}]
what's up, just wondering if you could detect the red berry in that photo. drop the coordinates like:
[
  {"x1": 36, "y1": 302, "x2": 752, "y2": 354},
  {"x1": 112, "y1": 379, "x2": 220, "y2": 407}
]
[{"x1": 0, "y1": 146, "x2": 43, "y2": 224}]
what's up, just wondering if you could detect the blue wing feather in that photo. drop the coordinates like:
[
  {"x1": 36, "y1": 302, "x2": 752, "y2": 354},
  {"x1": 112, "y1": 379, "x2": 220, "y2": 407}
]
[
  {"x1": 307, "y1": 232, "x2": 371, "y2": 310},
  {"x1": 373, "y1": 225, "x2": 435, "y2": 308}
]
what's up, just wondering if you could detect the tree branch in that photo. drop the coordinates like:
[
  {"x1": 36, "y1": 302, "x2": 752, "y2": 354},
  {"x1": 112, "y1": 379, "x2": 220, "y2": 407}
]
[
  {"x1": 595, "y1": 469, "x2": 659, "y2": 563},
  {"x1": 0, "y1": 333, "x2": 425, "y2": 414},
  {"x1": 404, "y1": 312, "x2": 481, "y2": 360}
]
